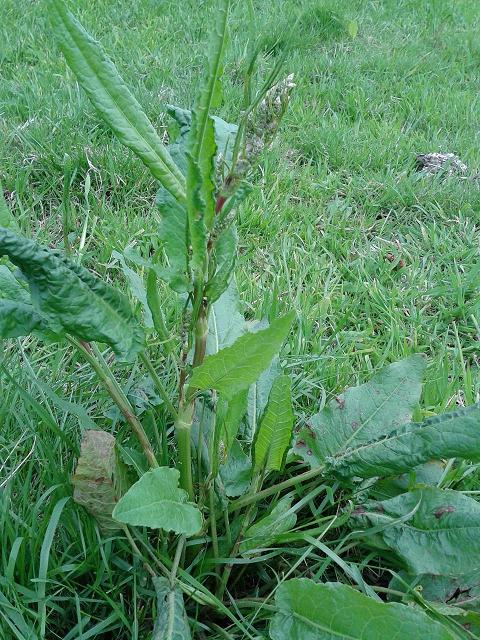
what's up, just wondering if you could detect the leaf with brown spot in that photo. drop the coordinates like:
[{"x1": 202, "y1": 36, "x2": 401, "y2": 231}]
[
  {"x1": 72, "y1": 430, "x2": 130, "y2": 533},
  {"x1": 351, "y1": 488, "x2": 480, "y2": 576}
]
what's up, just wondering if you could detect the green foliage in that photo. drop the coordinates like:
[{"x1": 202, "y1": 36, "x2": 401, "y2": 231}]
[
  {"x1": 152, "y1": 577, "x2": 191, "y2": 640},
  {"x1": 112, "y1": 467, "x2": 202, "y2": 536},
  {"x1": 296, "y1": 355, "x2": 426, "y2": 465},
  {"x1": 329, "y1": 404, "x2": 480, "y2": 479},
  {"x1": 216, "y1": 389, "x2": 248, "y2": 456},
  {"x1": 271, "y1": 579, "x2": 456, "y2": 639},
  {"x1": 0, "y1": 185, "x2": 18, "y2": 230},
  {"x1": 0, "y1": 228, "x2": 145, "y2": 360},
  {"x1": 4, "y1": 0, "x2": 480, "y2": 638},
  {"x1": 240, "y1": 494, "x2": 296, "y2": 554},
  {"x1": 254, "y1": 374, "x2": 294, "y2": 471},
  {"x1": 47, "y1": 0, "x2": 185, "y2": 202},
  {"x1": 72, "y1": 429, "x2": 130, "y2": 533},
  {"x1": 155, "y1": 190, "x2": 190, "y2": 293},
  {"x1": 188, "y1": 312, "x2": 294, "y2": 399},
  {"x1": 219, "y1": 439, "x2": 252, "y2": 497},
  {"x1": 205, "y1": 225, "x2": 237, "y2": 303},
  {"x1": 351, "y1": 487, "x2": 480, "y2": 576},
  {"x1": 0, "y1": 300, "x2": 49, "y2": 339}
]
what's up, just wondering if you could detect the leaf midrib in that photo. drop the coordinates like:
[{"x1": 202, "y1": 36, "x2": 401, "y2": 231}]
[{"x1": 52, "y1": 0, "x2": 185, "y2": 200}]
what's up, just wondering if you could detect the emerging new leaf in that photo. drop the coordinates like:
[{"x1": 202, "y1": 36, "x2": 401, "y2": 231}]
[{"x1": 113, "y1": 467, "x2": 202, "y2": 536}]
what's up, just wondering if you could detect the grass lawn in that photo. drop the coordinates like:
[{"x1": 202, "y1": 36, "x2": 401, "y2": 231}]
[{"x1": 2, "y1": 0, "x2": 480, "y2": 637}]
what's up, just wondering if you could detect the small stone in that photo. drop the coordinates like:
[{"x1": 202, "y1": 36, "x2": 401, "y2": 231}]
[{"x1": 416, "y1": 152, "x2": 468, "y2": 176}]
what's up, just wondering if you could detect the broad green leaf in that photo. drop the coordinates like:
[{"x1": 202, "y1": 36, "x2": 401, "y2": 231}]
[
  {"x1": 112, "y1": 250, "x2": 153, "y2": 328},
  {"x1": 146, "y1": 269, "x2": 170, "y2": 341},
  {"x1": 48, "y1": 0, "x2": 185, "y2": 202},
  {"x1": 0, "y1": 229, "x2": 145, "y2": 361},
  {"x1": 188, "y1": 311, "x2": 294, "y2": 399},
  {"x1": 240, "y1": 495, "x2": 296, "y2": 554},
  {"x1": 271, "y1": 579, "x2": 455, "y2": 640},
  {"x1": 186, "y1": 0, "x2": 230, "y2": 237},
  {"x1": 0, "y1": 264, "x2": 30, "y2": 303},
  {"x1": 0, "y1": 184, "x2": 18, "y2": 230},
  {"x1": 152, "y1": 577, "x2": 192, "y2": 640},
  {"x1": 254, "y1": 375, "x2": 294, "y2": 471},
  {"x1": 0, "y1": 300, "x2": 50, "y2": 339},
  {"x1": 297, "y1": 355, "x2": 426, "y2": 467},
  {"x1": 219, "y1": 439, "x2": 252, "y2": 497},
  {"x1": 195, "y1": 113, "x2": 216, "y2": 230},
  {"x1": 329, "y1": 403, "x2": 480, "y2": 479},
  {"x1": 112, "y1": 467, "x2": 202, "y2": 536},
  {"x1": 0, "y1": 264, "x2": 63, "y2": 342},
  {"x1": 206, "y1": 282, "x2": 245, "y2": 355},
  {"x1": 72, "y1": 430, "x2": 130, "y2": 533},
  {"x1": 205, "y1": 225, "x2": 237, "y2": 303},
  {"x1": 155, "y1": 189, "x2": 190, "y2": 293},
  {"x1": 351, "y1": 488, "x2": 480, "y2": 576}
]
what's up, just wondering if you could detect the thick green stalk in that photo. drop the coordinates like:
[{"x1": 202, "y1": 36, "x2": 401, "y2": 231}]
[
  {"x1": 175, "y1": 401, "x2": 195, "y2": 500},
  {"x1": 70, "y1": 337, "x2": 159, "y2": 468},
  {"x1": 175, "y1": 305, "x2": 209, "y2": 499}
]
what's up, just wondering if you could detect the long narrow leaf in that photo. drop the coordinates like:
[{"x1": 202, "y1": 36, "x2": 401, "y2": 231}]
[
  {"x1": 254, "y1": 374, "x2": 294, "y2": 471},
  {"x1": 329, "y1": 403, "x2": 480, "y2": 479},
  {"x1": 192, "y1": 0, "x2": 230, "y2": 168},
  {"x1": 48, "y1": 0, "x2": 185, "y2": 202}
]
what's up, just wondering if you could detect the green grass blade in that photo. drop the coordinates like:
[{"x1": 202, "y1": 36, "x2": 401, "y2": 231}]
[
  {"x1": 47, "y1": 0, "x2": 186, "y2": 202},
  {"x1": 37, "y1": 496, "x2": 70, "y2": 639}
]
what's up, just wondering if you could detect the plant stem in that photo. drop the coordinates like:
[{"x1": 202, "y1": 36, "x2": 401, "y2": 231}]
[
  {"x1": 69, "y1": 337, "x2": 159, "y2": 468},
  {"x1": 209, "y1": 484, "x2": 220, "y2": 572},
  {"x1": 228, "y1": 465, "x2": 326, "y2": 511},
  {"x1": 170, "y1": 535, "x2": 186, "y2": 587},
  {"x1": 123, "y1": 526, "x2": 156, "y2": 578},
  {"x1": 217, "y1": 474, "x2": 261, "y2": 600},
  {"x1": 140, "y1": 352, "x2": 178, "y2": 421},
  {"x1": 175, "y1": 304, "x2": 209, "y2": 499},
  {"x1": 175, "y1": 401, "x2": 195, "y2": 500}
]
